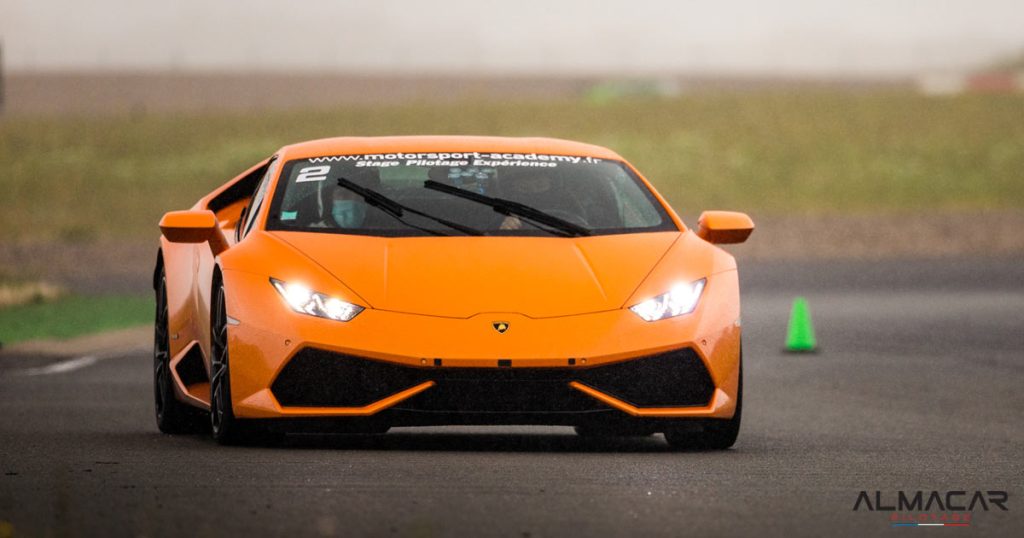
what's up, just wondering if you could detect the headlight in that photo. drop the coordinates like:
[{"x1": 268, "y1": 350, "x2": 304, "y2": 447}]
[
  {"x1": 270, "y1": 278, "x2": 364, "y2": 322},
  {"x1": 629, "y1": 278, "x2": 706, "y2": 322}
]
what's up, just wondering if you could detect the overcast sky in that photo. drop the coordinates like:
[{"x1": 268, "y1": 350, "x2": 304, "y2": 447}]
[{"x1": 1, "y1": 0, "x2": 1022, "y2": 75}]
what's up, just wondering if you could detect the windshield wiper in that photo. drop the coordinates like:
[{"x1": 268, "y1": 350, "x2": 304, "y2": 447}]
[
  {"x1": 336, "y1": 178, "x2": 483, "y2": 236},
  {"x1": 422, "y1": 180, "x2": 590, "y2": 237}
]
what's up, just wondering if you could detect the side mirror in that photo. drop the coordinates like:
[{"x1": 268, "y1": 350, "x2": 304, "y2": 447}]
[
  {"x1": 696, "y1": 211, "x2": 754, "y2": 244},
  {"x1": 159, "y1": 210, "x2": 230, "y2": 255}
]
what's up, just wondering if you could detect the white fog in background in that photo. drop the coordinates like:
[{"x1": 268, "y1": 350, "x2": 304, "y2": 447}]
[{"x1": 1, "y1": 0, "x2": 1022, "y2": 75}]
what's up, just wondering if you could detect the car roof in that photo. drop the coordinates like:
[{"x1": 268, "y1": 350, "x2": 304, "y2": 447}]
[{"x1": 276, "y1": 136, "x2": 624, "y2": 161}]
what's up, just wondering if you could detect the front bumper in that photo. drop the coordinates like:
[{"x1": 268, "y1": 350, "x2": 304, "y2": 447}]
[{"x1": 221, "y1": 268, "x2": 742, "y2": 423}]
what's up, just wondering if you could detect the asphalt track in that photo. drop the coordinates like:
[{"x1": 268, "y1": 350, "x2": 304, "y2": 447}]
[{"x1": 1, "y1": 256, "x2": 1022, "y2": 537}]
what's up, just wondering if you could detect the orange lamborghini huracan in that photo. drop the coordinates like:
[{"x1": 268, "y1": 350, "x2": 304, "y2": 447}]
[{"x1": 154, "y1": 136, "x2": 753, "y2": 447}]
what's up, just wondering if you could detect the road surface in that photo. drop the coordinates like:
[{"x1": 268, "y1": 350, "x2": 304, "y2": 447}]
[{"x1": 1, "y1": 257, "x2": 1022, "y2": 537}]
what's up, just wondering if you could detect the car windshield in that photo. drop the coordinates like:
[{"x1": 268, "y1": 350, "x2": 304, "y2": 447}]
[{"x1": 265, "y1": 152, "x2": 677, "y2": 237}]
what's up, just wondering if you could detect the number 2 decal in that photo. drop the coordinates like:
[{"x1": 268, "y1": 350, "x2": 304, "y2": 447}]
[{"x1": 296, "y1": 165, "x2": 331, "y2": 183}]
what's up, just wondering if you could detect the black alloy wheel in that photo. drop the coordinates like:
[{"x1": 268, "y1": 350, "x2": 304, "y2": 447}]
[
  {"x1": 210, "y1": 279, "x2": 274, "y2": 445},
  {"x1": 154, "y1": 270, "x2": 206, "y2": 433}
]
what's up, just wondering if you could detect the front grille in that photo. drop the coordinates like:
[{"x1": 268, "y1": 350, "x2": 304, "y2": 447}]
[
  {"x1": 574, "y1": 348, "x2": 714, "y2": 407},
  {"x1": 270, "y1": 347, "x2": 714, "y2": 410},
  {"x1": 397, "y1": 370, "x2": 599, "y2": 413},
  {"x1": 270, "y1": 349, "x2": 425, "y2": 407}
]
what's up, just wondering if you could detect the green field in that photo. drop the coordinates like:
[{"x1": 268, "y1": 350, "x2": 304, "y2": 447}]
[
  {"x1": 0, "y1": 294, "x2": 153, "y2": 345},
  {"x1": 2, "y1": 91, "x2": 1023, "y2": 242}
]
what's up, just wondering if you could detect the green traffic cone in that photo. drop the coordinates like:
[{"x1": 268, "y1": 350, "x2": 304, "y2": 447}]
[{"x1": 785, "y1": 297, "x2": 817, "y2": 352}]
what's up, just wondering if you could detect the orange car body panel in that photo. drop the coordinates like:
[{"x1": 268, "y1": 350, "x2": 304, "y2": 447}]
[{"x1": 157, "y1": 136, "x2": 746, "y2": 422}]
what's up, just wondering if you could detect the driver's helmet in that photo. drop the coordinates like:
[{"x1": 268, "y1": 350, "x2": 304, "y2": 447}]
[{"x1": 317, "y1": 168, "x2": 381, "y2": 226}]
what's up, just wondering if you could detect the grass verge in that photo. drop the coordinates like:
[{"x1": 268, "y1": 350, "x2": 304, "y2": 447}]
[
  {"x1": 0, "y1": 295, "x2": 152, "y2": 346},
  {"x1": 2, "y1": 91, "x2": 1023, "y2": 242}
]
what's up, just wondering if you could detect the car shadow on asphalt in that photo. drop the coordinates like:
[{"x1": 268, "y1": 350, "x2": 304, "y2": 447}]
[
  {"x1": 278, "y1": 432, "x2": 672, "y2": 453},
  {"x1": 127, "y1": 430, "x2": 744, "y2": 453},
  {"x1": 133, "y1": 426, "x2": 742, "y2": 453},
  {"x1": 260, "y1": 431, "x2": 737, "y2": 453}
]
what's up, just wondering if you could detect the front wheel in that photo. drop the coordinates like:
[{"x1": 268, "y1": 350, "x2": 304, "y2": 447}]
[
  {"x1": 154, "y1": 269, "x2": 207, "y2": 434},
  {"x1": 209, "y1": 279, "x2": 276, "y2": 445}
]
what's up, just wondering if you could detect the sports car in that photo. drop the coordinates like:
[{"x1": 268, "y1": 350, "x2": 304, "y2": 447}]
[{"x1": 153, "y1": 136, "x2": 753, "y2": 447}]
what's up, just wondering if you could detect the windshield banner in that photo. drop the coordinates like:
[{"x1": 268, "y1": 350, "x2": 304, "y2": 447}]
[{"x1": 305, "y1": 152, "x2": 604, "y2": 170}]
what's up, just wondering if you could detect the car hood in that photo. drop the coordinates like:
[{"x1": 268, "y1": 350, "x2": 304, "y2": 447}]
[{"x1": 271, "y1": 231, "x2": 681, "y2": 318}]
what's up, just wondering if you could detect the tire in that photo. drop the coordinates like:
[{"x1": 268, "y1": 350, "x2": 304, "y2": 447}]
[
  {"x1": 664, "y1": 350, "x2": 742, "y2": 450},
  {"x1": 154, "y1": 270, "x2": 207, "y2": 434},
  {"x1": 209, "y1": 278, "x2": 277, "y2": 445}
]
